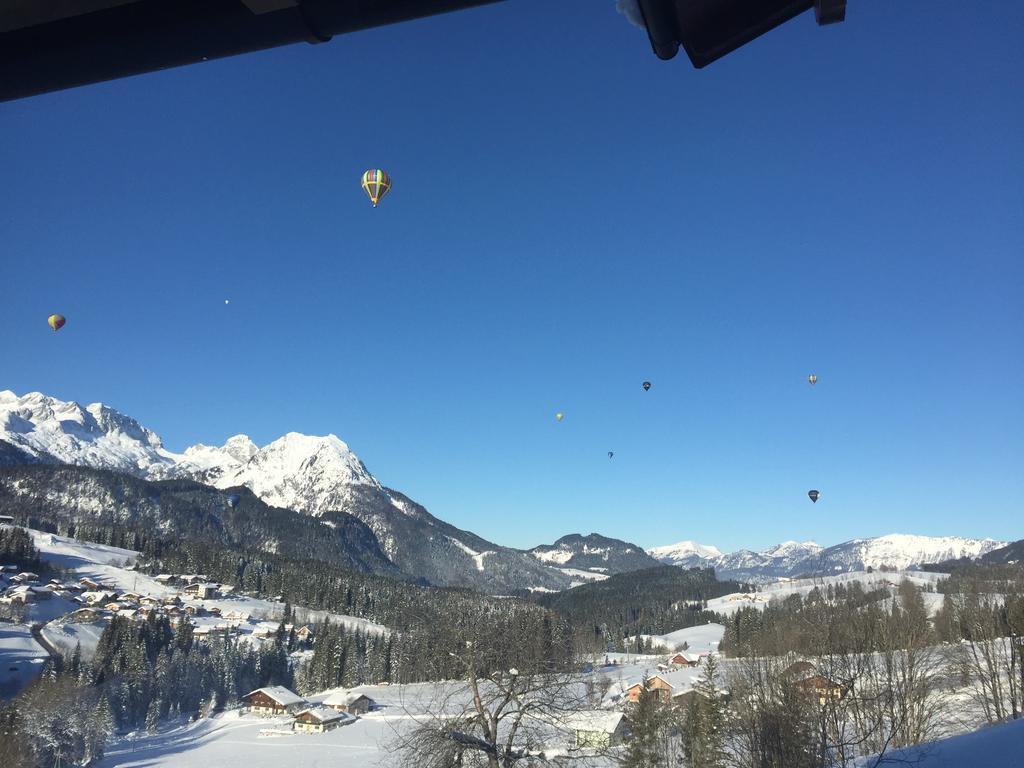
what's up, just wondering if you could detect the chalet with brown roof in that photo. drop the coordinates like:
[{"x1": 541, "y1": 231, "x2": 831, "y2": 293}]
[{"x1": 241, "y1": 686, "x2": 305, "y2": 716}]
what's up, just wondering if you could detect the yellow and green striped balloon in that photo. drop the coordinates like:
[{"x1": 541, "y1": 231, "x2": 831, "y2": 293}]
[{"x1": 361, "y1": 169, "x2": 391, "y2": 208}]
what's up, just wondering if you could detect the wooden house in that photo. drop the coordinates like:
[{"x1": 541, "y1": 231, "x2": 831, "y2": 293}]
[
  {"x1": 292, "y1": 707, "x2": 353, "y2": 733},
  {"x1": 241, "y1": 686, "x2": 305, "y2": 716},
  {"x1": 322, "y1": 691, "x2": 374, "y2": 715},
  {"x1": 668, "y1": 651, "x2": 701, "y2": 668},
  {"x1": 796, "y1": 675, "x2": 847, "y2": 705},
  {"x1": 625, "y1": 676, "x2": 673, "y2": 705}
]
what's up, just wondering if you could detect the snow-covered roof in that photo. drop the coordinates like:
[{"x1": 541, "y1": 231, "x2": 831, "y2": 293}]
[
  {"x1": 322, "y1": 690, "x2": 373, "y2": 706},
  {"x1": 244, "y1": 686, "x2": 304, "y2": 706},
  {"x1": 561, "y1": 711, "x2": 624, "y2": 733},
  {"x1": 294, "y1": 707, "x2": 350, "y2": 724}
]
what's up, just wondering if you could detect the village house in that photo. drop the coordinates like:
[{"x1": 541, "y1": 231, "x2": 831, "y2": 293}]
[
  {"x1": 222, "y1": 609, "x2": 249, "y2": 622},
  {"x1": 68, "y1": 607, "x2": 104, "y2": 623},
  {"x1": 322, "y1": 691, "x2": 375, "y2": 715},
  {"x1": 562, "y1": 711, "x2": 627, "y2": 749},
  {"x1": 293, "y1": 624, "x2": 314, "y2": 643},
  {"x1": 625, "y1": 675, "x2": 673, "y2": 704},
  {"x1": 81, "y1": 590, "x2": 117, "y2": 604},
  {"x1": 241, "y1": 686, "x2": 305, "y2": 716},
  {"x1": 79, "y1": 577, "x2": 102, "y2": 590},
  {"x1": 192, "y1": 625, "x2": 232, "y2": 642},
  {"x1": 16, "y1": 572, "x2": 39, "y2": 583},
  {"x1": 183, "y1": 582, "x2": 219, "y2": 600},
  {"x1": 252, "y1": 622, "x2": 281, "y2": 639},
  {"x1": 292, "y1": 707, "x2": 353, "y2": 733},
  {"x1": 796, "y1": 675, "x2": 848, "y2": 706},
  {"x1": 1, "y1": 565, "x2": 18, "y2": 573},
  {"x1": 668, "y1": 651, "x2": 701, "y2": 668},
  {"x1": 154, "y1": 574, "x2": 177, "y2": 585}
]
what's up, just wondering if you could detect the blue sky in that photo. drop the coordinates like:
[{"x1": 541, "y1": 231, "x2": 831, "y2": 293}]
[{"x1": 1, "y1": 0, "x2": 1021, "y2": 552}]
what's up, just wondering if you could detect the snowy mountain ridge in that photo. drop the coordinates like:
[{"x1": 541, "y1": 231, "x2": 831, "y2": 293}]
[
  {"x1": 0, "y1": 390, "x2": 567, "y2": 593},
  {"x1": 649, "y1": 532, "x2": 1005, "y2": 581}
]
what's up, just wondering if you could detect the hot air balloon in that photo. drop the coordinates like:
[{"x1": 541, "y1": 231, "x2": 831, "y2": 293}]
[
  {"x1": 608, "y1": 451, "x2": 614, "y2": 459},
  {"x1": 47, "y1": 314, "x2": 65, "y2": 332},
  {"x1": 808, "y1": 374, "x2": 817, "y2": 386},
  {"x1": 808, "y1": 489, "x2": 820, "y2": 503},
  {"x1": 555, "y1": 412, "x2": 564, "y2": 422},
  {"x1": 642, "y1": 381, "x2": 651, "y2": 391},
  {"x1": 226, "y1": 493, "x2": 241, "y2": 508},
  {"x1": 361, "y1": 169, "x2": 391, "y2": 207}
]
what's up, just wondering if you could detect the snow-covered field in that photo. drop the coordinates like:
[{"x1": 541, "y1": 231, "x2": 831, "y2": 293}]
[
  {"x1": 638, "y1": 622, "x2": 724, "y2": 654},
  {"x1": 98, "y1": 682, "x2": 575, "y2": 768},
  {"x1": 706, "y1": 570, "x2": 949, "y2": 617},
  {"x1": 0, "y1": 623, "x2": 48, "y2": 699}
]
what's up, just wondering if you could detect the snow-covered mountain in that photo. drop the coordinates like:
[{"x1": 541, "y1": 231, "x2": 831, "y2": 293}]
[
  {"x1": 0, "y1": 390, "x2": 567, "y2": 593},
  {"x1": 0, "y1": 390, "x2": 177, "y2": 474},
  {"x1": 648, "y1": 534, "x2": 1005, "y2": 581},
  {"x1": 530, "y1": 533, "x2": 663, "y2": 575},
  {"x1": 647, "y1": 540, "x2": 725, "y2": 568}
]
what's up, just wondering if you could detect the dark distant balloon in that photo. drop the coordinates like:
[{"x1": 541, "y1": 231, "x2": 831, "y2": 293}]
[
  {"x1": 808, "y1": 374, "x2": 817, "y2": 386},
  {"x1": 808, "y1": 489, "x2": 820, "y2": 503},
  {"x1": 642, "y1": 381, "x2": 651, "y2": 391},
  {"x1": 226, "y1": 493, "x2": 241, "y2": 508},
  {"x1": 608, "y1": 451, "x2": 614, "y2": 459},
  {"x1": 48, "y1": 314, "x2": 66, "y2": 332}
]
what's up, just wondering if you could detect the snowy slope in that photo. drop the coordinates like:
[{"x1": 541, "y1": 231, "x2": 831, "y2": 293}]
[
  {"x1": 855, "y1": 717, "x2": 1024, "y2": 767},
  {"x1": 0, "y1": 624, "x2": 49, "y2": 699}
]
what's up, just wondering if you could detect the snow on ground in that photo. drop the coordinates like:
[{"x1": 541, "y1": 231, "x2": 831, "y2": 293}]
[
  {"x1": 707, "y1": 571, "x2": 949, "y2": 617},
  {"x1": 531, "y1": 548, "x2": 574, "y2": 565},
  {"x1": 856, "y1": 717, "x2": 1024, "y2": 767},
  {"x1": 558, "y1": 567, "x2": 610, "y2": 585},
  {"x1": 0, "y1": 623, "x2": 48, "y2": 699},
  {"x1": 42, "y1": 620, "x2": 107, "y2": 658},
  {"x1": 32, "y1": 531, "x2": 176, "y2": 598},
  {"x1": 98, "y1": 681, "x2": 587, "y2": 768},
  {"x1": 633, "y1": 622, "x2": 725, "y2": 654}
]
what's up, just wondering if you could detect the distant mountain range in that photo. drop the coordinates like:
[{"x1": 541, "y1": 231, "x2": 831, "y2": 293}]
[
  {"x1": 647, "y1": 534, "x2": 1007, "y2": 581},
  {"x1": 1, "y1": 389, "x2": 1009, "y2": 591}
]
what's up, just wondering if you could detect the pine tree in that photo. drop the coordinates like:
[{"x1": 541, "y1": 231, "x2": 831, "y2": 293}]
[
  {"x1": 621, "y1": 680, "x2": 668, "y2": 768},
  {"x1": 683, "y1": 655, "x2": 727, "y2": 768}
]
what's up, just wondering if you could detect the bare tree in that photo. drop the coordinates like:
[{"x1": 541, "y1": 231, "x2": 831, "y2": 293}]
[{"x1": 390, "y1": 639, "x2": 610, "y2": 767}]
